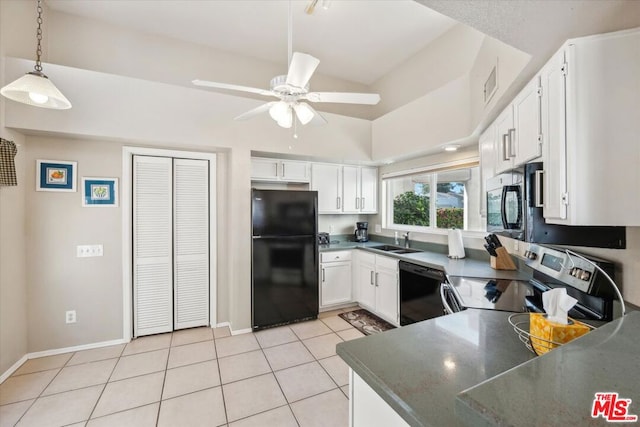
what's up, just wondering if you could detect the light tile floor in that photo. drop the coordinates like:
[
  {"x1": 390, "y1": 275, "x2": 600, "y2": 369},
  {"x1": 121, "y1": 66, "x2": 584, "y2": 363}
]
[{"x1": 0, "y1": 308, "x2": 365, "y2": 427}]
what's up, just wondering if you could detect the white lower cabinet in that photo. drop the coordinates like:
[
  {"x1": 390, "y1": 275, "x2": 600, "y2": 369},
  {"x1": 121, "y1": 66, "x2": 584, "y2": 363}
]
[
  {"x1": 350, "y1": 369, "x2": 409, "y2": 427},
  {"x1": 320, "y1": 251, "x2": 353, "y2": 308},
  {"x1": 355, "y1": 252, "x2": 399, "y2": 326}
]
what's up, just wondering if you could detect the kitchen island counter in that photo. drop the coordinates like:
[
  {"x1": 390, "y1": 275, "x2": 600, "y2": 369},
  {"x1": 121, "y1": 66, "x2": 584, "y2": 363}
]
[
  {"x1": 456, "y1": 310, "x2": 640, "y2": 426},
  {"x1": 336, "y1": 309, "x2": 536, "y2": 427}
]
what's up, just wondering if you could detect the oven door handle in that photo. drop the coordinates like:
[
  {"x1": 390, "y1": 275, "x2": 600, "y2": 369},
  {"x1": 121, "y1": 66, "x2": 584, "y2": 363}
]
[{"x1": 440, "y1": 283, "x2": 455, "y2": 315}]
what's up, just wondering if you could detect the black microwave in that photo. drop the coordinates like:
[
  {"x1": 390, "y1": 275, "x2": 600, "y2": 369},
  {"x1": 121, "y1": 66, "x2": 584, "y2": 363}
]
[{"x1": 486, "y1": 162, "x2": 626, "y2": 249}]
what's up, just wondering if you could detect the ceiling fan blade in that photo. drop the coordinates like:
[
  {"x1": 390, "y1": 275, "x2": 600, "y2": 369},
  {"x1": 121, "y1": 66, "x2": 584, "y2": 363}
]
[
  {"x1": 293, "y1": 102, "x2": 326, "y2": 126},
  {"x1": 286, "y1": 52, "x2": 320, "y2": 89},
  {"x1": 305, "y1": 92, "x2": 381, "y2": 105},
  {"x1": 192, "y1": 79, "x2": 274, "y2": 97},
  {"x1": 234, "y1": 102, "x2": 277, "y2": 121}
]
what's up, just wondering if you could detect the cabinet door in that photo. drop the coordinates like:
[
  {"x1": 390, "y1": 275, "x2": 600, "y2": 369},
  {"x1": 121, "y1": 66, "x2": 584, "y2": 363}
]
[
  {"x1": 512, "y1": 78, "x2": 542, "y2": 166},
  {"x1": 375, "y1": 267, "x2": 398, "y2": 326},
  {"x1": 342, "y1": 166, "x2": 360, "y2": 213},
  {"x1": 321, "y1": 262, "x2": 352, "y2": 307},
  {"x1": 281, "y1": 160, "x2": 310, "y2": 183},
  {"x1": 479, "y1": 124, "x2": 496, "y2": 218},
  {"x1": 251, "y1": 158, "x2": 280, "y2": 181},
  {"x1": 311, "y1": 164, "x2": 342, "y2": 213},
  {"x1": 540, "y1": 51, "x2": 568, "y2": 221},
  {"x1": 357, "y1": 262, "x2": 376, "y2": 311},
  {"x1": 493, "y1": 107, "x2": 515, "y2": 174},
  {"x1": 360, "y1": 167, "x2": 378, "y2": 213}
]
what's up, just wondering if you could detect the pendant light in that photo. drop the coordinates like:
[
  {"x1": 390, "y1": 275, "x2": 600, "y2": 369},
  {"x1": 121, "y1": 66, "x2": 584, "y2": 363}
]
[{"x1": 1, "y1": 0, "x2": 71, "y2": 109}]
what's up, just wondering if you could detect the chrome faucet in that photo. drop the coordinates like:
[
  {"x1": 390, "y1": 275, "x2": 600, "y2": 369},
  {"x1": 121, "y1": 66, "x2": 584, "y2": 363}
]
[{"x1": 403, "y1": 232, "x2": 410, "y2": 248}]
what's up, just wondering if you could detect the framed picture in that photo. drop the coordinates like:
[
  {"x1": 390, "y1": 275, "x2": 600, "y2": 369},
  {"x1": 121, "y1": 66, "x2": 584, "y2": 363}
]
[
  {"x1": 82, "y1": 177, "x2": 119, "y2": 207},
  {"x1": 36, "y1": 160, "x2": 77, "y2": 192}
]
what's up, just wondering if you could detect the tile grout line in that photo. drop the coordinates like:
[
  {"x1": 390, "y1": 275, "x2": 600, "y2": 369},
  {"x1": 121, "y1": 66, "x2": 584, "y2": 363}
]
[
  {"x1": 84, "y1": 339, "x2": 127, "y2": 424},
  {"x1": 154, "y1": 331, "x2": 175, "y2": 427},
  {"x1": 11, "y1": 351, "x2": 77, "y2": 425},
  {"x1": 213, "y1": 327, "x2": 231, "y2": 426},
  {"x1": 256, "y1": 343, "x2": 301, "y2": 427}
]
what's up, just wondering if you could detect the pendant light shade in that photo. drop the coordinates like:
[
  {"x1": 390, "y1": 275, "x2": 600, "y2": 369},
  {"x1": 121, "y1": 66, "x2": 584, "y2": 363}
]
[
  {"x1": 0, "y1": 0, "x2": 72, "y2": 110},
  {"x1": 1, "y1": 71, "x2": 72, "y2": 110}
]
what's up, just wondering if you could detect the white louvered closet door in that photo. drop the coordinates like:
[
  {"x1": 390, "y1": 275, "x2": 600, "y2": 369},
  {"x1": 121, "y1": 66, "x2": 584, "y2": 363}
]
[
  {"x1": 173, "y1": 159, "x2": 209, "y2": 330},
  {"x1": 133, "y1": 156, "x2": 174, "y2": 337}
]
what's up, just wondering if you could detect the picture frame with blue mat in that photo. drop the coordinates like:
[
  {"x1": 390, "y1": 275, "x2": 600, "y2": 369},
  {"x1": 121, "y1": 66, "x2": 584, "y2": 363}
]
[
  {"x1": 36, "y1": 159, "x2": 77, "y2": 192},
  {"x1": 82, "y1": 177, "x2": 118, "y2": 207}
]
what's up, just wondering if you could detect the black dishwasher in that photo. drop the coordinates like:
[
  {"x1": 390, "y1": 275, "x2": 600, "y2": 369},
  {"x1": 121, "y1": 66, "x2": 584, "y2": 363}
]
[{"x1": 399, "y1": 261, "x2": 447, "y2": 325}]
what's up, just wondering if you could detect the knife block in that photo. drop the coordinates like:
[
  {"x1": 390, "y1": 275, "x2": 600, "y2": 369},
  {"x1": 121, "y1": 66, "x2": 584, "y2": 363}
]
[{"x1": 490, "y1": 247, "x2": 517, "y2": 270}]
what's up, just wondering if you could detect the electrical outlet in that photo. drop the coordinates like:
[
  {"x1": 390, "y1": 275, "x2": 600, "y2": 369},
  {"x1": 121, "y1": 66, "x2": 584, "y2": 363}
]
[
  {"x1": 375, "y1": 224, "x2": 382, "y2": 233},
  {"x1": 77, "y1": 244, "x2": 104, "y2": 257},
  {"x1": 66, "y1": 310, "x2": 76, "y2": 324},
  {"x1": 329, "y1": 225, "x2": 334, "y2": 233}
]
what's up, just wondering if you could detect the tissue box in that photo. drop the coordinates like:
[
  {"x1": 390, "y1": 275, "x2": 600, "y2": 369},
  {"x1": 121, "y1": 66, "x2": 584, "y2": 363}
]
[{"x1": 529, "y1": 313, "x2": 591, "y2": 355}]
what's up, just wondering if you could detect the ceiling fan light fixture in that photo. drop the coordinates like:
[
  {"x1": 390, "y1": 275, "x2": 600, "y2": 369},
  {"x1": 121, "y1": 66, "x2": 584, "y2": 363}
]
[
  {"x1": 0, "y1": 0, "x2": 71, "y2": 110},
  {"x1": 276, "y1": 107, "x2": 293, "y2": 129},
  {"x1": 269, "y1": 101, "x2": 289, "y2": 121},
  {"x1": 293, "y1": 103, "x2": 314, "y2": 125}
]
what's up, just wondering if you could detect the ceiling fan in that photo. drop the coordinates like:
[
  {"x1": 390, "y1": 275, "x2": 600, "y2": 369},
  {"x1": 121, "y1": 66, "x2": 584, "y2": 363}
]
[{"x1": 192, "y1": 3, "x2": 380, "y2": 129}]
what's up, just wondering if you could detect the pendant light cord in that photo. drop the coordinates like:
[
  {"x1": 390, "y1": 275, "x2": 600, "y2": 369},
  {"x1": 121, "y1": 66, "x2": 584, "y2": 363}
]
[{"x1": 35, "y1": 0, "x2": 43, "y2": 73}]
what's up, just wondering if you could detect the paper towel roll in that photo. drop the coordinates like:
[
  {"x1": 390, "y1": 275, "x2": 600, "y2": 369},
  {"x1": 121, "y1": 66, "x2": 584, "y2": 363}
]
[{"x1": 448, "y1": 229, "x2": 465, "y2": 259}]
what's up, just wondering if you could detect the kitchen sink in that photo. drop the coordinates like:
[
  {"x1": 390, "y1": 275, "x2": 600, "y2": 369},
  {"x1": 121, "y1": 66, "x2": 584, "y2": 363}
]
[{"x1": 369, "y1": 245, "x2": 422, "y2": 254}]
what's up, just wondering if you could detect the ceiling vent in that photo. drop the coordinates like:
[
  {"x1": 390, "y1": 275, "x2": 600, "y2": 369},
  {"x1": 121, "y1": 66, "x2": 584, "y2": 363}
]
[{"x1": 484, "y1": 60, "x2": 498, "y2": 104}]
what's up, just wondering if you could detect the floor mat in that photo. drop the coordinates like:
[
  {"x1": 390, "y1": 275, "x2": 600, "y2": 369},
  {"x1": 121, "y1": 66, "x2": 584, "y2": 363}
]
[{"x1": 339, "y1": 309, "x2": 396, "y2": 336}]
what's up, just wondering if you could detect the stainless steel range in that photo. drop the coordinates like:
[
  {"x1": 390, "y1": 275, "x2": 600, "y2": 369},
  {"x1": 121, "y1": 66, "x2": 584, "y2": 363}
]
[{"x1": 443, "y1": 245, "x2": 620, "y2": 321}]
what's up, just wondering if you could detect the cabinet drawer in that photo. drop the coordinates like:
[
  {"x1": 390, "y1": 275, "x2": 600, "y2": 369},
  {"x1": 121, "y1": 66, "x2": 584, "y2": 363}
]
[
  {"x1": 375, "y1": 255, "x2": 398, "y2": 270},
  {"x1": 321, "y1": 250, "x2": 352, "y2": 263}
]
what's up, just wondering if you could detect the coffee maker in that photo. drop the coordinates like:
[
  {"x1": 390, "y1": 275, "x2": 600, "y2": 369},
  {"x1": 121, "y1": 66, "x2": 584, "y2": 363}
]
[{"x1": 354, "y1": 222, "x2": 369, "y2": 242}]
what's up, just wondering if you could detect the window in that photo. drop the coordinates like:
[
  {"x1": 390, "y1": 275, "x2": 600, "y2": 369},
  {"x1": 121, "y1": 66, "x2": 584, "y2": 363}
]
[{"x1": 384, "y1": 165, "x2": 483, "y2": 232}]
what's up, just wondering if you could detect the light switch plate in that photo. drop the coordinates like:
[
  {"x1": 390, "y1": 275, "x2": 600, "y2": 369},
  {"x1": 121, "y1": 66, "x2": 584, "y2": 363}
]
[{"x1": 77, "y1": 244, "x2": 104, "y2": 257}]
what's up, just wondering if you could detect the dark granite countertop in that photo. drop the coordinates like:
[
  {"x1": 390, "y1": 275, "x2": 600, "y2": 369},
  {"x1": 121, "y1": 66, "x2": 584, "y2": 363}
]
[
  {"x1": 456, "y1": 310, "x2": 640, "y2": 427},
  {"x1": 319, "y1": 238, "x2": 532, "y2": 281},
  {"x1": 336, "y1": 309, "x2": 536, "y2": 427}
]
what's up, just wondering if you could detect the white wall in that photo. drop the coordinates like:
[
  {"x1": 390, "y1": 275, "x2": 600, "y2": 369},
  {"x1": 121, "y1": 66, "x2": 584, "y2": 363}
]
[
  {"x1": 372, "y1": 74, "x2": 472, "y2": 162},
  {"x1": 468, "y1": 34, "x2": 532, "y2": 131},
  {"x1": 0, "y1": 0, "x2": 29, "y2": 376},
  {"x1": 0, "y1": 133, "x2": 28, "y2": 374},
  {"x1": 370, "y1": 24, "x2": 484, "y2": 117},
  {"x1": 24, "y1": 137, "x2": 123, "y2": 352}
]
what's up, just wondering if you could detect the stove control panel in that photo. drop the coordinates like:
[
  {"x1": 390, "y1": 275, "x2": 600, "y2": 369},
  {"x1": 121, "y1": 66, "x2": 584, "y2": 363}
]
[{"x1": 524, "y1": 245, "x2": 595, "y2": 293}]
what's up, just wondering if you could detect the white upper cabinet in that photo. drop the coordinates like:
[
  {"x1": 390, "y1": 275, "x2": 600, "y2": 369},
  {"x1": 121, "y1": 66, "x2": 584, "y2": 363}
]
[
  {"x1": 343, "y1": 166, "x2": 378, "y2": 214},
  {"x1": 312, "y1": 163, "x2": 378, "y2": 215},
  {"x1": 542, "y1": 28, "x2": 640, "y2": 226},
  {"x1": 251, "y1": 157, "x2": 310, "y2": 183},
  {"x1": 478, "y1": 123, "x2": 496, "y2": 218},
  {"x1": 311, "y1": 163, "x2": 343, "y2": 214},
  {"x1": 539, "y1": 50, "x2": 568, "y2": 222},
  {"x1": 494, "y1": 79, "x2": 542, "y2": 175},
  {"x1": 493, "y1": 107, "x2": 515, "y2": 175},
  {"x1": 512, "y1": 78, "x2": 543, "y2": 165}
]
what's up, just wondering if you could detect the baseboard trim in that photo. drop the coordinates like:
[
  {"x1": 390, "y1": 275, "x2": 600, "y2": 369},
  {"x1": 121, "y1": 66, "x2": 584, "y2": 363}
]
[
  {"x1": 215, "y1": 321, "x2": 231, "y2": 328},
  {"x1": 0, "y1": 338, "x2": 129, "y2": 384},
  {"x1": 0, "y1": 355, "x2": 28, "y2": 384},
  {"x1": 230, "y1": 327, "x2": 252, "y2": 336}
]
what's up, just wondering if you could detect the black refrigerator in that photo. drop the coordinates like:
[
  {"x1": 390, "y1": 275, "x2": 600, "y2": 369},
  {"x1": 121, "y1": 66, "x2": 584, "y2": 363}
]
[{"x1": 252, "y1": 189, "x2": 319, "y2": 330}]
